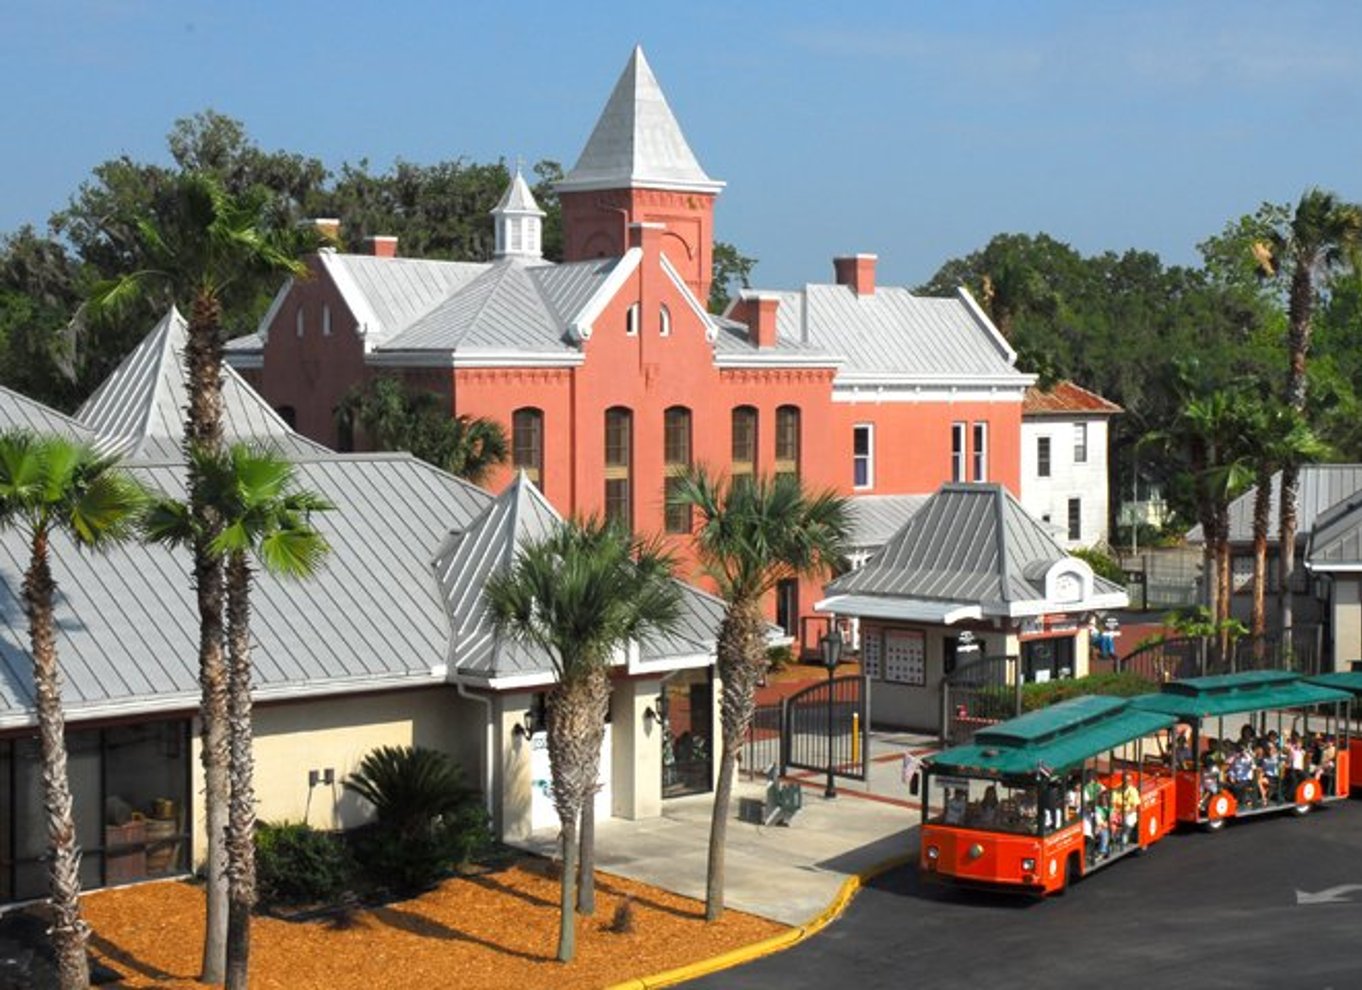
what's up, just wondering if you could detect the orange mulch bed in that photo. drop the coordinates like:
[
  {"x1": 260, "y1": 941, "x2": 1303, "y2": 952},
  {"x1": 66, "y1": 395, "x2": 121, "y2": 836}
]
[{"x1": 81, "y1": 863, "x2": 787, "y2": 990}]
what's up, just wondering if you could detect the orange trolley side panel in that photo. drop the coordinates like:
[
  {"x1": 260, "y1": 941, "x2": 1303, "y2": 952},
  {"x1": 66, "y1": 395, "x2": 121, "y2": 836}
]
[
  {"x1": 1139, "y1": 776, "x2": 1178, "y2": 847},
  {"x1": 1172, "y1": 769, "x2": 1202, "y2": 823},
  {"x1": 1346, "y1": 741, "x2": 1362, "y2": 792}
]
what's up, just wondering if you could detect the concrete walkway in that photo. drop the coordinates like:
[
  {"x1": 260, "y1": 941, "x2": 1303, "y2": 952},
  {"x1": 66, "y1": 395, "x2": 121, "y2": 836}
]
[{"x1": 512, "y1": 733, "x2": 933, "y2": 926}]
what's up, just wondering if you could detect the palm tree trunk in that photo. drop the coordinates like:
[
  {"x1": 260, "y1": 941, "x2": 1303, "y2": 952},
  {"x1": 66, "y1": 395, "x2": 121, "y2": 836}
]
[
  {"x1": 1251, "y1": 467, "x2": 1271, "y2": 639},
  {"x1": 1278, "y1": 463, "x2": 1299, "y2": 643},
  {"x1": 225, "y1": 552, "x2": 256, "y2": 990},
  {"x1": 24, "y1": 529, "x2": 91, "y2": 990},
  {"x1": 576, "y1": 668, "x2": 610, "y2": 916},
  {"x1": 557, "y1": 814, "x2": 579, "y2": 963},
  {"x1": 186, "y1": 287, "x2": 231, "y2": 985},
  {"x1": 705, "y1": 598, "x2": 766, "y2": 923}
]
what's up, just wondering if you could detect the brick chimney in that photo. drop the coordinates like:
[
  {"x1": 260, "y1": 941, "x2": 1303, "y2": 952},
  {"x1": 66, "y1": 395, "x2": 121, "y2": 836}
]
[
  {"x1": 363, "y1": 235, "x2": 399, "y2": 258},
  {"x1": 310, "y1": 218, "x2": 341, "y2": 245},
  {"x1": 833, "y1": 254, "x2": 877, "y2": 296},
  {"x1": 739, "y1": 291, "x2": 781, "y2": 349}
]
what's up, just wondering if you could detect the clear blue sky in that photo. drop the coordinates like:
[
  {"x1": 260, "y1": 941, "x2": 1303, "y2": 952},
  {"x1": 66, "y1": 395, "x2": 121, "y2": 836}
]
[{"x1": 3, "y1": 1, "x2": 1360, "y2": 289}]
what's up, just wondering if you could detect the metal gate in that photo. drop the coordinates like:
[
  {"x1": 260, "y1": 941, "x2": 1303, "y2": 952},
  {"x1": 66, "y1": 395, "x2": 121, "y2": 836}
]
[
  {"x1": 1119, "y1": 636, "x2": 1204, "y2": 684},
  {"x1": 781, "y1": 675, "x2": 871, "y2": 782},
  {"x1": 740, "y1": 702, "x2": 784, "y2": 780},
  {"x1": 940, "y1": 654, "x2": 1020, "y2": 747}
]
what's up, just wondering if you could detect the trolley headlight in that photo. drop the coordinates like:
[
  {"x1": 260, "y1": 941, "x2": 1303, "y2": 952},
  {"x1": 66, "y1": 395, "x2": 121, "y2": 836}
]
[
  {"x1": 926, "y1": 845, "x2": 940, "y2": 861},
  {"x1": 1021, "y1": 857, "x2": 1036, "y2": 872}
]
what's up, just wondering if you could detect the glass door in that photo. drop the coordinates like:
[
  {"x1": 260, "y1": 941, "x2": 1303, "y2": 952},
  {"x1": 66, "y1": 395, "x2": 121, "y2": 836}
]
[{"x1": 660, "y1": 668, "x2": 713, "y2": 798}]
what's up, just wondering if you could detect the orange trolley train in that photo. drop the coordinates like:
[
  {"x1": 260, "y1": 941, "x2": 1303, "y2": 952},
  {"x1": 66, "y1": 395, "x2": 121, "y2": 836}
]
[{"x1": 918, "y1": 671, "x2": 1352, "y2": 895}]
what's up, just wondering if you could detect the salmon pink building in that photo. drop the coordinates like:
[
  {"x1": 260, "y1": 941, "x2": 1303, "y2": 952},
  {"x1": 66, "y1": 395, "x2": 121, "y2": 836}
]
[{"x1": 229, "y1": 47, "x2": 1038, "y2": 651}]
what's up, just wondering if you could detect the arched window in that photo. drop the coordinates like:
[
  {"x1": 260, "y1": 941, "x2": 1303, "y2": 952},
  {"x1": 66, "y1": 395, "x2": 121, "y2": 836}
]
[
  {"x1": 664, "y1": 406, "x2": 692, "y2": 533},
  {"x1": 659, "y1": 303, "x2": 672, "y2": 337},
  {"x1": 731, "y1": 406, "x2": 758, "y2": 480},
  {"x1": 513, "y1": 408, "x2": 544, "y2": 487},
  {"x1": 626, "y1": 303, "x2": 641, "y2": 336},
  {"x1": 295, "y1": 306, "x2": 305, "y2": 338},
  {"x1": 775, "y1": 406, "x2": 801, "y2": 482},
  {"x1": 605, "y1": 407, "x2": 633, "y2": 529}
]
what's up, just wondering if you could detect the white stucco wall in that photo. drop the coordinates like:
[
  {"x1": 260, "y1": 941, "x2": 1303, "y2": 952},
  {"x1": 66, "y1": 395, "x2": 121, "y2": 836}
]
[{"x1": 1020, "y1": 415, "x2": 1112, "y2": 549}]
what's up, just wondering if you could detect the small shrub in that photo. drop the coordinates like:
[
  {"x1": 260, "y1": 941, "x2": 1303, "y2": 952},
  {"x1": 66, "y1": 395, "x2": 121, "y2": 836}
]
[
  {"x1": 609, "y1": 895, "x2": 636, "y2": 934},
  {"x1": 1019, "y1": 671, "x2": 1155, "y2": 712},
  {"x1": 255, "y1": 822, "x2": 352, "y2": 907},
  {"x1": 1070, "y1": 545, "x2": 1127, "y2": 585},
  {"x1": 765, "y1": 644, "x2": 794, "y2": 674},
  {"x1": 345, "y1": 745, "x2": 491, "y2": 894}
]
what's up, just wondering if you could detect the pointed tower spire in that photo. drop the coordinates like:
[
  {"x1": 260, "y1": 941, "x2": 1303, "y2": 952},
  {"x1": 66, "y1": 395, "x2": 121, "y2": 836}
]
[
  {"x1": 557, "y1": 46, "x2": 723, "y2": 303},
  {"x1": 558, "y1": 45, "x2": 723, "y2": 194},
  {"x1": 491, "y1": 164, "x2": 546, "y2": 260}
]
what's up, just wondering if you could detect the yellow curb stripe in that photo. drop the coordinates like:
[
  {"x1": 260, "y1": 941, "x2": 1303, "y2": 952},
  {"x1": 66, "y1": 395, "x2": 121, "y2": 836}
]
[{"x1": 605, "y1": 851, "x2": 916, "y2": 990}]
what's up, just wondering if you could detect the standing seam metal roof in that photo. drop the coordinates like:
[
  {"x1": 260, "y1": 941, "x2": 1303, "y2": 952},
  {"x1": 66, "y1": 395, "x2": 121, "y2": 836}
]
[{"x1": 1188, "y1": 464, "x2": 1362, "y2": 545}]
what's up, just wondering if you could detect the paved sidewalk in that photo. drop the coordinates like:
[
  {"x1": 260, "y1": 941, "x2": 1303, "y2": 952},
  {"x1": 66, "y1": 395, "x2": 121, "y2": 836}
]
[{"x1": 513, "y1": 733, "x2": 932, "y2": 926}]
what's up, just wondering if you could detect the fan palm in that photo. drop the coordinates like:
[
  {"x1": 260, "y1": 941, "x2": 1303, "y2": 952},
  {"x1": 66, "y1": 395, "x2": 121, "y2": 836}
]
[
  {"x1": 145, "y1": 444, "x2": 329, "y2": 990},
  {"x1": 1252, "y1": 189, "x2": 1362, "y2": 636},
  {"x1": 669, "y1": 470, "x2": 850, "y2": 922},
  {"x1": 89, "y1": 170, "x2": 314, "y2": 983},
  {"x1": 485, "y1": 518, "x2": 682, "y2": 962},
  {"x1": 0, "y1": 431, "x2": 145, "y2": 989}
]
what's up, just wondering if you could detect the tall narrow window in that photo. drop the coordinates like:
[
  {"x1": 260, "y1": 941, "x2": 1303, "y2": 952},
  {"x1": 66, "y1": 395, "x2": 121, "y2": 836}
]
[
  {"x1": 1037, "y1": 436, "x2": 1052, "y2": 478},
  {"x1": 659, "y1": 303, "x2": 672, "y2": 337},
  {"x1": 322, "y1": 304, "x2": 332, "y2": 337},
  {"x1": 732, "y1": 406, "x2": 758, "y2": 480},
  {"x1": 951, "y1": 422, "x2": 966, "y2": 482},
  {"x1": 626, "y1": 303, "x2": 640, "y2": 336},
  {"x1": 853, "y1": 424, "x2": 874, "y2": 489},
  {"x1": 775, "y1": 578, "x2": 799, "y2": 638},
  {"x1": 1068, "y1": 497, "x2": 1082, "y2": 541},
  {"x1": 604, "y1": 407, "x2": 633, "y2": 529},
  {"x1": 664, "y1": 406, "x2": 692, "y2": 533},
  {"x1": 513, "y1": 407, "x2": 544, "y2": 487},
  {"x1": 1074, "y1": 422, "x2": 1089, "y2": 464},
  {"x1": 775, "y1": 406, "x2": 800, "y2": 482},
  {"x1": 295, "y1": 306, "x2": 305, "y2": 338},
  {"x1": 972, "y1": 422, "x2": 988, "y2": 482}
]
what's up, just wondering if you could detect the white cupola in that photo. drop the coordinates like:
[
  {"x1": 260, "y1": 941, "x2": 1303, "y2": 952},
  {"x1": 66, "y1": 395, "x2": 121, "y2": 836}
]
[{"x1": 491, "y1": 165, "x2": 546, "y2": 260}]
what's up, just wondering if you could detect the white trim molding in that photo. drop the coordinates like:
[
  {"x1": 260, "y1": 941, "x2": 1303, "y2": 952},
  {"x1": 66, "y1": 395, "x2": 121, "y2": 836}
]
[{"x1": 568, "y1": 247, "x2": 643, "y2": 341}]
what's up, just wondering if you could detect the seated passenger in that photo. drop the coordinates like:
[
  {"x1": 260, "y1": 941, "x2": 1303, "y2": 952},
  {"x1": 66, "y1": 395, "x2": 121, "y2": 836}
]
[
  {"x1": 1118, "y1": 773, "x2": 1140, "y2": 846},
  {"x1": 944, "y1": 787, "x2": 967, "y2": 825},
  {"x1": 1317, "y1": 736, "x2": 1337, "y2": 791},
  {"x1": 1173, "y1": 730, "x2": 1193, "y2": 768},
  {"x1": 1226, "y1": 746, "x2": 1256, "y2": 805},
  {"x1": 977, "y1": 785, "x2": 1000, "y2": 827},
  {"x1": 1200, "y1": 753, "x2": 1221, "y2": 811},
  {"x1": 1259, "y1": 742, "x2": 1281, "y2": 803},
  {"x1": 1285, "y1": 732, "x2": 1307, "y2": 793}
]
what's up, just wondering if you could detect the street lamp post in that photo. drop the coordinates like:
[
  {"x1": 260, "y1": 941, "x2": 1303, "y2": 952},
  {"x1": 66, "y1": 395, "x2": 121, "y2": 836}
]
[{"x1": 820, "y1": 626, "x2": 844, "y2": 799}]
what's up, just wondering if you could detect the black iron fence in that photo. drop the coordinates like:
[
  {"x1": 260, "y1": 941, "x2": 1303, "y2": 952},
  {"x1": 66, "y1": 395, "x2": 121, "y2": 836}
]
[
  {"x1": 740, "y1": 702, "x2": 784, "y2": 780},
  {"x1": 1118, "y1": 625, "x2": 1325, "y2": 682},
  {"x1": 783, "y1": 674, "x2": 870, "y2": 781},
  {"x1": 939, "y1": 654, "x2": 1020, "y2": 747}
]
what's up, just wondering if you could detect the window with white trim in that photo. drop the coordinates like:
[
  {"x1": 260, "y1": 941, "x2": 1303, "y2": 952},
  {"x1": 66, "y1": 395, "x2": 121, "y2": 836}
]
[
  {"x1": 951, "y1": 422, "x2": 966, "y2": 482},
  {"x1": 1074, "y1": 422, "x2": 1088, "y2": 464},
  {"x1": 853, "y1": 424, "x2": 873, "y2": 489},
  {"x1": 626, "y1": 303, "x2": 640, "y2": 336},
  {"x1": 659, "y1": 303, "x2": 671, "y2": 337},
  {"x1": 1037, "y1": 436, "x2": 1052, "y2": 478},
  {"x1": 1067, "y1": 497, "x2": 1081, "y2": 541},
  {"x1": 972, "y1": 422, "x2": 988, "y2": 482}
]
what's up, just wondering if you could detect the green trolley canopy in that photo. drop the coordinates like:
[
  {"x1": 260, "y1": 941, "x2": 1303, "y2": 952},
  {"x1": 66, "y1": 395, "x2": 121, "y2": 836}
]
[
  {"x1": 1305, "y1": 671, "x2": 1362, "y2": 698},
  {"x1": 1131, "y1": 670, "x2": 1351, "y2": 720},
  {"x1": 927, "y1": 695, "x2": 1176, "y2": 779}
]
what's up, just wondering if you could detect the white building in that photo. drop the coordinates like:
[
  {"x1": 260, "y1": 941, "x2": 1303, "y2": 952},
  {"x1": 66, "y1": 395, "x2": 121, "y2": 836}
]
[{"x1": 1020, "y1": 381, "x2": 1121, "y2": 549}]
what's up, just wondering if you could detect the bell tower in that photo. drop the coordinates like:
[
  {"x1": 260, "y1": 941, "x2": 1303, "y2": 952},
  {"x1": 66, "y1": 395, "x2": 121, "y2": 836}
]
[{"x1": 556, "y1": 46, "x2": 725, "y2": 304}]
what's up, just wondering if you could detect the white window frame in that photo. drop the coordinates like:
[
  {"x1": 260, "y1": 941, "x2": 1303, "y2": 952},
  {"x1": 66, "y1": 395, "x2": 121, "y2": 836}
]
[
  {"x1": 951, "y1": 422, "x2": 966, "y2": 483},
  {"x1": 1037, "y1": 436, "x2": 1052, "y2": 478},
  {"x1": 972, "y1": 421, "x2": 988, "y2": 482},
  {"x1": 626, "y1": 302, "x2": 640, "y2": 336},
  {"x1": 1074, "y1": 422, "x2": 1088, "y2": 464},
  {"x1": 1067, "y1": 497, "x2": 1082, "y2": 542},
  {"x1": 659, "y1": 303, "x2": 671, "y2": 337},
  {"x1": 853, "y1": 423, "x2": 874, "y2": 490}
]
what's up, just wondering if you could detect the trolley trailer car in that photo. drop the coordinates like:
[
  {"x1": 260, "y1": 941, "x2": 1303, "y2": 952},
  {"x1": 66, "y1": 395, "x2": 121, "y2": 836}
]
[{"x1": 1305, "y1": 671, "x2": 1362, "y2": 792}]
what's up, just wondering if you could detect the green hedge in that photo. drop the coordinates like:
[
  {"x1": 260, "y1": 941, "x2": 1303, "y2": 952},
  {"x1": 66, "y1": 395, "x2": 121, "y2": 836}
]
[{"x1": 1019, "y1": 671, "x2": 1154, "y2": 712}]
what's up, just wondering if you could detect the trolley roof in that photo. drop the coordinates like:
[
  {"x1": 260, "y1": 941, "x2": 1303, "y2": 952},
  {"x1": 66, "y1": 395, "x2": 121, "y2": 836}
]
[
  {"x1": 1131, "y1": 670, "x2": 1351, "y2": 719},
  {"x1": 1305, "y1": 671, "x2": 1362, "y2": 697},
  {"x1": 927, "y1": 695, "x2": 1176, "y2": 778}
]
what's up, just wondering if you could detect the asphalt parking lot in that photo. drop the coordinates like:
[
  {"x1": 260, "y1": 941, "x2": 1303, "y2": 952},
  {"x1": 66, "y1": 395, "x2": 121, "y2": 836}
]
[{"x1": 686, "y1": 798, "x2": 1362, "y2": 990}]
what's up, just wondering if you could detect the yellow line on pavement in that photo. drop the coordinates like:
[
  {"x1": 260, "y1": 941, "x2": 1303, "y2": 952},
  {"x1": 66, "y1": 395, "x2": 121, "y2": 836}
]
[{"x1": 604, "y1": 852, "x2": 916, "y2": 990}]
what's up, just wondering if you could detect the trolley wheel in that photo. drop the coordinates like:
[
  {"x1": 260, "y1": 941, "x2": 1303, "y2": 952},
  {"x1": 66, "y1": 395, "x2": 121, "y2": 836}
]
[
  {"x1": 1294, "y1": 779, "x2": 1319, "y2": 814},
  {"x1": 1294, "y1": 800, "x2": 1313, "y2": 816},
  {"x1": 1203, "y1": 816, "x2": 1226, "y2": 832},
  {"x1": 1056, "y1": 853, "x2": 1080, "y2": 895}
]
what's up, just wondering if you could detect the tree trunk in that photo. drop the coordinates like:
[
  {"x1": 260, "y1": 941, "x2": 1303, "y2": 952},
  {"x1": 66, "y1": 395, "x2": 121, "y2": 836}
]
[
  {"x1": 1251, "y1": 467, "x2": 1271, "y2": 638},
  {"x1": 25, "y1": 530, "x2": 91, "y2": 990},
  {"x1": 1278, "y1": 463, "x2": 1299, "y2": 643},
  {"x1": 705, "y1": 597, "x2": 767, "y2": 923},
  {"x1": 576, "y1": 668, "x2": 610, "y2": 917},
  {"x1": 557, "y1": 814, "x2": 579, "y2": 963},
  {"x1": 187, "y1": 287, "x2": 231, "y2": 985},
  {"x1": 225, "y1": 553, "x2": 256, "y2": 990}
]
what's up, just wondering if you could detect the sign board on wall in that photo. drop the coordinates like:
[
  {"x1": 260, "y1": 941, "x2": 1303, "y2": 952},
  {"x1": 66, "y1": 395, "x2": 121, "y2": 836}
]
[
  {"x1": 884, "y1": 629, "x2": 926, "y2": 686},
  {"x1": 529, "y1": 725, "x2": 612, "y2": 831}
]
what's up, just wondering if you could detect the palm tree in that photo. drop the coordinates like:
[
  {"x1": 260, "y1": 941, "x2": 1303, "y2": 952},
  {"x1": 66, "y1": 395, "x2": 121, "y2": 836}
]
[
  {"x1": 669, "y1": 470, "x2": 850, "y2": 922},
  {"x1": 1242, "y1": 400, "x2": 1329, "y2": 639},
  {"x1": 145, "y1": 444, "x2": 329, "y2": 990},
  {"x1": 0, "y1": 431, "x2": 144, "y2": 989},
  {"x1": 336, "y1": 377, "x2": 509, "y2": 484},
  {"x1": 485, "y1": 518, "x2": 682, "y2": 962},
  {"x1": 1252, "y1": 189, "x2": 1362, "y2": 637},
  {"x1": 89, "y1": 170, "x2": 313, "y2": 984}
]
